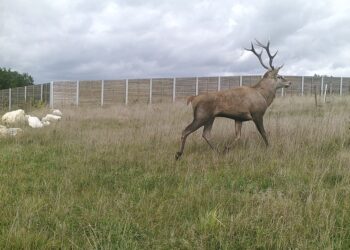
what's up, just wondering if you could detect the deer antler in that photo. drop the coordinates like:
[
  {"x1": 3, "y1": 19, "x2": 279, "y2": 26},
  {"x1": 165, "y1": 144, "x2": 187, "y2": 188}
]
[
  {"x1": 245, "y1": 42, "x2": 269, "y2": 70},
  {"x1": 255, "y1": 40, "x2": 278, "y2": 70}
]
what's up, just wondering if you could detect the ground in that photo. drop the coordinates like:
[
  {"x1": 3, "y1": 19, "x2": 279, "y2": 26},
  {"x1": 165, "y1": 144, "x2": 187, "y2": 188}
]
[{"x1": 0, "y1": 96, "x2": 349, "y2": 249}]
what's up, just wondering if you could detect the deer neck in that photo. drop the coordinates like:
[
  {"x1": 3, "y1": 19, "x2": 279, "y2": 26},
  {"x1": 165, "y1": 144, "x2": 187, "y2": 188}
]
[{"x1": 253, "y1": 79, "x2": 276, "y2": 106}]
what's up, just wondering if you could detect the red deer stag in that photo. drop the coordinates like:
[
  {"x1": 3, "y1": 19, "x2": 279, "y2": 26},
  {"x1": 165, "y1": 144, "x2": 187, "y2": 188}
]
[{"x1": 175, "y1": 40, "x2": 291, "y2": 160}]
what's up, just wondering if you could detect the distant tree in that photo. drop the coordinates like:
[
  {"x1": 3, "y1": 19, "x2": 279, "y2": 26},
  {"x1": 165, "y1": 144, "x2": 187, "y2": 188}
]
[{"x1": 0, "y1": 68, "x2": 34, "y2": 89}]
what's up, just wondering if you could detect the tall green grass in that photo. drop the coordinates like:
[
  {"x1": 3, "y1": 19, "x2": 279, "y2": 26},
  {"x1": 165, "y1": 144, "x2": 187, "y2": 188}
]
[{"x1": 0, "y1": 96, "x2": 349, "y2": 249}]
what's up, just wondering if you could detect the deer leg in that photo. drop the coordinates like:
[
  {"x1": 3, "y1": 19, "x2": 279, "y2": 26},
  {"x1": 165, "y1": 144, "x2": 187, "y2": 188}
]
[
  {"x1": 234, "y1": 120, "x2": 242, "y2": 142},
  {"x1": 253, "y1": 116, "x2": 269, "y2": 146},
  {"x1": 175, "y1": 119, "x2": 204, "y2": 160},
  {"x1": 223, "y1": 120, "x2": 242, "y2": 153},
  {"x1": 202, "y1": 118, "x2": 215, "y2": 150}
]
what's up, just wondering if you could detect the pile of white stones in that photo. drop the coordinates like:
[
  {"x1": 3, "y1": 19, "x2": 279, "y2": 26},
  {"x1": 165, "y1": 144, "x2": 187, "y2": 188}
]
[{"x1": 0, "y1": 109, "x2": 63, "y2": 137}]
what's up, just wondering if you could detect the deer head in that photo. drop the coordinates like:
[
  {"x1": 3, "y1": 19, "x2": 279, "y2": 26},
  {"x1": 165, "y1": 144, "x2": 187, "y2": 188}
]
[{"x1": 246, "y1": 40, "x2": 291, "y2": 89}]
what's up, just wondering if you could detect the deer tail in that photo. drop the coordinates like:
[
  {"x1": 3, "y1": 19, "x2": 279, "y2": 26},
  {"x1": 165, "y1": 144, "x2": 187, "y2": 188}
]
[{"x1": 187, "y1": 95, "x2": 196, "y2": 105}]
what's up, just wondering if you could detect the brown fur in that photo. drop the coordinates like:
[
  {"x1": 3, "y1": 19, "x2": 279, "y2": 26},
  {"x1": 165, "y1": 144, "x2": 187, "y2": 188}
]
[{"x1": 175, "y1": 69, "x2": 291, "y2": 160}]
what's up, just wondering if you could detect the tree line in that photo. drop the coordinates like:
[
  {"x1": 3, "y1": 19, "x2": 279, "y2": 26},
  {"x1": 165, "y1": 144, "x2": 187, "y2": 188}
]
[{"x1": 0, "y1": 68, "x2": 34, "y2": 90}]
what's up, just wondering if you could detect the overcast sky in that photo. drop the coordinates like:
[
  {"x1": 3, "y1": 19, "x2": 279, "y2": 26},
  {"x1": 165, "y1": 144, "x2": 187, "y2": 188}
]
[{"x1": 1, "y1": 0, "x2": 350, "y2": 83}]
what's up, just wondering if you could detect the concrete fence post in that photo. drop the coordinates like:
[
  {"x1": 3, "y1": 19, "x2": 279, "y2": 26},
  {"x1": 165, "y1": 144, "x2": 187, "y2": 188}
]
[
  {"x1": 195, "y1": 77, "x2": 199, "y2": 95},
  {"x1": 173, "y1": 78, "x2": 176, "y2": 103},
  {"x1": 149, "y1": 78, "x2": 152, "y2": 104},
  {"x1": 281, "y1": 88, "x2": 284, "y2": 97},
  {"x1": 101, "y1": 80, "x2": 104, "y2": 107},
  {"x1": 50, "y1": 81, "x2": 54, "y2": 109},
  {"x1": 9, "y1": 88, "x2": 11, "y2": 111},
  {"x1": 301, "y1": 76, "x2": 304, "y2": 96},
  {"x1": 125, "y1": 79, "x2": 128, "y2": 105},
  {"x1": 239, "y1": 76, "x2": 242, "y2": 86},
  {"x1": 218, "y1": 76, "x2": 221, "y2": 91},
  {"x1": 340, "y1": 77, "x2": 343, "y2": 96},
  {"x1": 321, "y1": 76, "x2": 324, "y2": 96},
  {"x1": 40, "y1": 84, "x2": 43, "y2": 102},
  {"x1": 76, "y1": 80, "x2": 79, "y2": 106},
  {"x1": 24, "y1": 86, "x2": 27, "y2": 103}
]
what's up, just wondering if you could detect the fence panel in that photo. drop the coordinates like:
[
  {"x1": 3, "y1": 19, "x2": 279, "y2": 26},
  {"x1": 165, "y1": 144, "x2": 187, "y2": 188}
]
[
  {"x1": 152, "y1": 78, "x2": 173, "y2": 103},
  {"x1": 242, "y1": 75, "x2": 261, "y2": 86},
  {"x1": 0, "y1": 89, "x2": 9, "y2": 110},
  {"x1": 79, "y1": 80, "x2": 101, "y2": 106},
  {"x1": 103, "y1": 80, "x2": 126, "y2": 105},
  {"x1": 175, "y1": 77, "x2": 196, "y2": 101},
  {"x1": 53, "y1": 81, "x2": 77, "y2": 107},
  {"x1": 323, "y1": 77, "x2": 341, "y2": 95},
  {"x1": 26, "y1": 85, "x2": 34, "y2": 104},
  {"x1": 198, "y1": 77, "x2": 219, "y2": 94},
  {"x1": 128, "y1": 79, "x2": 150, "y2": 104},
  {"x1": 220, "y1": 76, "x2": 241, "y2": 90},
  {"x1": 10, "y1": 87, "x2": 26, "y2": 109},
  {"x1": 302, "y1": 76, "x2": 320, "y2": 96},
  {"x1": 342, "y1": 77, "x2": 350, "y2": 95},
  {"x1": 42, "y1": 83, "x2": 50, "y2": 103}
]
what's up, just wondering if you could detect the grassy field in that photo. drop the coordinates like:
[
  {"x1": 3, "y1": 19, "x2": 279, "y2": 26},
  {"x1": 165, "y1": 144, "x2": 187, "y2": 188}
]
[{"x1": 0, "y1": 96, "x2": 350, "y2": 249}]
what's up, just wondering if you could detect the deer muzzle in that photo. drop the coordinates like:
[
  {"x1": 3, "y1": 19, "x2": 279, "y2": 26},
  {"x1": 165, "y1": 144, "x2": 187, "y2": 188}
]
[{"x1": 285, "y1": 81, "x2": 292, "y2": 88}]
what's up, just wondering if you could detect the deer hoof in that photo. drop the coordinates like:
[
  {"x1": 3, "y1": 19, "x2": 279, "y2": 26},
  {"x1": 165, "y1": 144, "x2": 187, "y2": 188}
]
[{"x1": 175, "y1": 152, "x2": 182, "y2": 160}]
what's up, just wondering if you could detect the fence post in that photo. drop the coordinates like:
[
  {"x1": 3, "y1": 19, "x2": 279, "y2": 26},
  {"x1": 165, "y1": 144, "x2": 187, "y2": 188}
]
[
  {"x1": 9, "y1": 88, "x2": 11, "y2": 111},
  {"x1": 50, "y1": 81, "x2": 54, "y2": 109},
  {"x1": 125, "y1": 79, "x2": 128, "y2": 105},
  {"x1": 321, "y1": 76, "x2": 324, "y2": 96},
  {"x1": 173, "y1": 78, "x2": 176, "y2": 103},
  {"x1": 301, "y1": 76, "x2": 304, "y2": 96},
  {"x1": 195, "y1": 77, "x2": 199, "y2": 95},
  {"x1": 24, "y1": 86, "x2": 27, "y2": 103},
  {"x1": 40, "y1": 84, "x2": 43, "y2": 102},
  {"x1": 239, "y1": 76, "x2": 242, "y2": 86},
  {"x1": 101, "y1": 80, "x2": 104, "y2": 107},
  {"x1": 281, "y1": 88, "x2": 284, "y2": 97},
  {"x1": 218, "y1": 76, "x2": 221, "y2": 91},
  {"x1": 340, "y1": 77, "x2": 343, "y2": 96},
  {"x1": 76, "y1": 80, "x2": 79, "y2": 106},
  {"x1": 149, "y1": 78, "x2": 152, "y2": 104}
]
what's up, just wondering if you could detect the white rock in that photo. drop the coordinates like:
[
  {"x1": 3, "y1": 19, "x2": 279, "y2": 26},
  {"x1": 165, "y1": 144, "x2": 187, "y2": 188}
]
[
  {"x1": 42, "y1": 114, "x2": 61, "y2": 122},
  {"x1": 52, "y1": 109, "x2": 63, "y2": 116},
  {"x1": 7, "y1": 128, "x2": 23, "y2": 136},
  {"x1": 0, "y1": 125, "x2": 23, "y2": 137},
  {"x1": 42, "y1": 120, "x2": 50, "y2": 126},
  {"x1": 27, "y1": 115, "x2": 43, "y2": 128},
  {"x1": 1, "y1": 109, "x2": 26, "y2": 125}
]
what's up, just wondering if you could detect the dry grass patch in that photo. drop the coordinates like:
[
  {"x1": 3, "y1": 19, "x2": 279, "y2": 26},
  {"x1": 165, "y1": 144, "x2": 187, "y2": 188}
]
[{"x1": 0, "y1": 96, "x2": 350, "y2": 249}]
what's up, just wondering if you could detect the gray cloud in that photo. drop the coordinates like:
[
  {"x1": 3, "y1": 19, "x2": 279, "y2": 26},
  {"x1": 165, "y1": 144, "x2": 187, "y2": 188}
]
[{"x1": 1, "y1": 0, "x2": 349, "y2": 83}]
